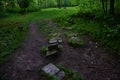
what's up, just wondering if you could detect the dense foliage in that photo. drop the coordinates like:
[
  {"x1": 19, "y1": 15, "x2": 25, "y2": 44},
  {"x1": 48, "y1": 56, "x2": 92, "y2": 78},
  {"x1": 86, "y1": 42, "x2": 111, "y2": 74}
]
[{"x1": 17, "y1": 0, "x2": 30, "y2": 9}]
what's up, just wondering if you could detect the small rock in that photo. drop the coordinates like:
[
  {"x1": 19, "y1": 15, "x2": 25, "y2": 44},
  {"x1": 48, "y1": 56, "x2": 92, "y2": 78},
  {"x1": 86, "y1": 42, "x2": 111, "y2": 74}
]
[
  {"x1": 91, "y1": 61, "x2": 94, "y2": 64},
  {"x1": 67, "y1": 27, "x2": 73, "y2": 30},
  {"x1": 95, "y1": 46, "x2": 98, "y2": 48},
  {"x1": 56, "y1": 71, "x2": 65, "y2": 80},
  {"x1": 71, "y1": 36, "x2": 79, "y2": 41},
  {"x1": 58, "y1": 39, "x2": 62, "y2": 43},
  {"x1": 42, "y1": 63, "x2": 60, "y2": 76},
  {"x1": 49, "y1": 38, "x2": 57, "y2": 44},
  {"x1": 89, "y1": 41, "x2": 92, "y2": 44}
]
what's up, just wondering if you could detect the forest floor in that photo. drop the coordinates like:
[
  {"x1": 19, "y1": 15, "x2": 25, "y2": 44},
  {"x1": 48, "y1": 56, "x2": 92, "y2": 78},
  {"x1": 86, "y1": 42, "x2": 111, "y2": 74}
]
[{"x1": 0, "y1": 19, "x2": 120, "y2": 80}]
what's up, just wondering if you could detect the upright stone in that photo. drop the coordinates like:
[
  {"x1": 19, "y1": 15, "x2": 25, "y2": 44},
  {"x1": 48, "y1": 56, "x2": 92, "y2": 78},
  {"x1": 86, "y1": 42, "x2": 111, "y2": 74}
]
[{"x1": 46, "y1": 43, "x2": 59, "y2": 56}]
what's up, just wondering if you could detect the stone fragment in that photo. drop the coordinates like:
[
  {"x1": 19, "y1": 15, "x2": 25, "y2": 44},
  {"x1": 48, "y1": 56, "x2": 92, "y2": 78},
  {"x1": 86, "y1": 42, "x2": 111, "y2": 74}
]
[
  {"x1": 49, "y1": 38, "x2": 57, "y2": 44},
  {"x1": 46, "y1": 50, "x2": 58, "y2": 56},
  {"x1": 46, "y1": 43, "x2": 59, "y2": 56},
  {"x1": 55, "y1": 71, "x2": 65, "y2": 80},
  {"x1": 58, "y1": 39, "x2": 62, "y2": 43},
  {"x1": 42, "y1": 63, "x2": 60, "y2": 76}
]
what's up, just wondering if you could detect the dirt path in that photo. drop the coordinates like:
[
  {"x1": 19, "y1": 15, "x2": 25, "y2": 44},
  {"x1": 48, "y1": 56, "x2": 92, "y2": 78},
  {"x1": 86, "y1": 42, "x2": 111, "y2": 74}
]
[
  {"x1": 0, "y1": 21, "x2": 120, "y2": 80},
  {"x1": 0, "y1": 23, "x2": 48, "y2": 80}
]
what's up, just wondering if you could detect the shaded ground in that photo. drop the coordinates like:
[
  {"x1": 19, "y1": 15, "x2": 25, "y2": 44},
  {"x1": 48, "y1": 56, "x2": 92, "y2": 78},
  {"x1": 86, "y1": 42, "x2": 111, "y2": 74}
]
[{"x1": 0, "y1": 20, "x2": 120, "y2": 80}]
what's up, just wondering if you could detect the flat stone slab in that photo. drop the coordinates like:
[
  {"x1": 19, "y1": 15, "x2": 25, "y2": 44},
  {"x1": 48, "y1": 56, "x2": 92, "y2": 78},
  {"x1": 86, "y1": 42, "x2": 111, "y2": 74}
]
[
  {"x1": 49, "y1": 38, "x2": 57, "y2": 44},
  {"x1": 42, "y1": 63, "x2": 60, "y2": 76},
  {"x1": 49, "y1": 38, "x2": 62, "y2": 44},
  {"x1": 46, "y1": 50, "x2": 58, "y2": 56}
]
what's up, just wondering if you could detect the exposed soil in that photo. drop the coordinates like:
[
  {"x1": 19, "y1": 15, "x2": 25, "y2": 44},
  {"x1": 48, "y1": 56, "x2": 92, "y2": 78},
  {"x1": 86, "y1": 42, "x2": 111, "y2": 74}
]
[{"x1": 0, "y1": 20, "x2": 120, "y2": 80}]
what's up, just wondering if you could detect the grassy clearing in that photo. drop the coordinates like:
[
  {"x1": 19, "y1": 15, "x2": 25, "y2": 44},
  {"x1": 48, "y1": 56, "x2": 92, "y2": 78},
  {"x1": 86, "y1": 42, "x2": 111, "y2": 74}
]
[
  {"x1": 0, "y1": 7, "x2": 78, "y2": 63},
  {"x1": 0, "y1": 7, "x2": 78, "y2": 27}
]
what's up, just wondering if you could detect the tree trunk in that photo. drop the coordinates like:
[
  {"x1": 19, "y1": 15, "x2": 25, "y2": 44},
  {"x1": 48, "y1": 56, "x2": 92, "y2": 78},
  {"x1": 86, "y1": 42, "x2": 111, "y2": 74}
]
[
  {"x1": 64, "y1": 0, "x2": 67, "y2": 9},
  {"x1": 58, "y1": 0, "x2": 61, "y2": 8},
  {"x1": 11, "y1": 0, "x2": 15, "y2": 8},
  {"x1": 110, "y1": 0, "x2": 115, "y2": 15},
  {"x1": 69, "y1": 0, "x2": 71, "y2": 6},
  {"x1": 102, "y1": 0, "x2": 105, "y2": 14}
]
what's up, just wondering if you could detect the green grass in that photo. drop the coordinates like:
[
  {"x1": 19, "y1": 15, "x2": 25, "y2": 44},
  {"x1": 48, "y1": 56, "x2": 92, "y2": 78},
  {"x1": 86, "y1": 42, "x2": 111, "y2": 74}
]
[
  {"x1": 64, "y1": 32, "x2": 85, "y2": 47},
  {"x1": 55, "y1": 10, "x2": 120, "y2": 56},
  {"x1": 0, "y1": 7, "x2": 78, "y2": 63},
  {"x1": 40, "y1": 46, "x2": 47, "y2": 55},
  {"x1": 0, "y1": 7, "x2": 78, "y2": 27},
  {"x1": 0, "y1": 26, "x2": 28, "y2": 63}
]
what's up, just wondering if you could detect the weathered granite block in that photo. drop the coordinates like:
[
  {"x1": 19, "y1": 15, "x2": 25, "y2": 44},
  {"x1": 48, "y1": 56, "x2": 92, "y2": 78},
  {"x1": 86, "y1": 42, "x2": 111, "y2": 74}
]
[{"x1": 42, "y1": 63, "x2": 60, "y2": 76}]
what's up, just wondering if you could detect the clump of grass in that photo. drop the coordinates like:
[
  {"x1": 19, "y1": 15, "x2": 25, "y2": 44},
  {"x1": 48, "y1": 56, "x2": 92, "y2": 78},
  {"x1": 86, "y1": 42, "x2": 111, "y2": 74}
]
[
  {"x1": 40, "y1": 46, "x2": 48, "y2": 55},
  {"x1": 57, "y1": 45, "x2": 62, "y2": 52},
  {"x1": 57, "y1": 65, "x2": 83, "y2": 80},
  {"x1": 68, "y1": 37, "x2": 84, "y2": 47},
  {"x1": 65, "y1": 32, "x2": 85, "y2": 47}
]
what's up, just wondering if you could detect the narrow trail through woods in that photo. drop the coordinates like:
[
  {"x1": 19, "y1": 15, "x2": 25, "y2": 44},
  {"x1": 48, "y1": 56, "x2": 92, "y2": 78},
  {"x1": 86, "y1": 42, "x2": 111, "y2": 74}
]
[
  {"x1": 0, "y1": 20, "x2": 120, "y2": 80},
  {"x1": 0, "y1": 23, "x2": 48, "y2": 80}
]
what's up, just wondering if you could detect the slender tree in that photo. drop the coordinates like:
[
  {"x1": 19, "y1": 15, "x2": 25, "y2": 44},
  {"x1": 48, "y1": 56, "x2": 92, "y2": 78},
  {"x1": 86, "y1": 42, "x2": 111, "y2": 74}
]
[
  {"x1": 69, "y1": 0, "x2": 71, "y2": 6},
  {"x1": 64, "y1": 0, "x2": 67, "y2": 8},
  {"x1": 17, "y1": 0, "x2": 30, "y2": 13},
  {"x1": 0, "y1": 0, "x2": 4, "y2": 16},
  {"x1": 101, "y1": 0, "x2": 108, "y2": 15},
  {"x1": 58, "y1": 0, "x2": 61, "y2": 8},
  {"x1": 110, "y1": 0, "x2": 115, "y2": 15},
  {"x1": 10, "y1": 0, "x2": 15, "y2": 8}
]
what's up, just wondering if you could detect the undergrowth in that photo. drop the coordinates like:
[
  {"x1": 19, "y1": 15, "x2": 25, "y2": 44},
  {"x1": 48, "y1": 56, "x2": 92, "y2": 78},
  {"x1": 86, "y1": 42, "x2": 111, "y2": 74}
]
[
  {"x1": 55, "y1": 12, "x2": 120, "y2": 56},
  {"x1": 0, "y1": 25, "x2": 28, "y2": 63}
]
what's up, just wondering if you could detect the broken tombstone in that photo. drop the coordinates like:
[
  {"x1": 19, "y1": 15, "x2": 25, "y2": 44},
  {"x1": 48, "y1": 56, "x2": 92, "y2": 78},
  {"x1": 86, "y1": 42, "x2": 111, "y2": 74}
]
[
  {"x1": 49, "y1": 38, "x2": 58, "y2": 44},
  {"x1": 46, "y1": 43, "x2": 61, "y2": 56},
  {"x1": 42, "y1": 63, "x2": 60, "y2": 76}
]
